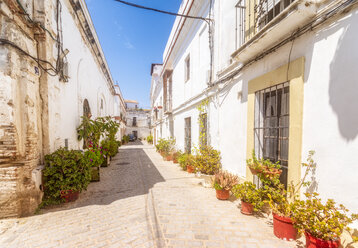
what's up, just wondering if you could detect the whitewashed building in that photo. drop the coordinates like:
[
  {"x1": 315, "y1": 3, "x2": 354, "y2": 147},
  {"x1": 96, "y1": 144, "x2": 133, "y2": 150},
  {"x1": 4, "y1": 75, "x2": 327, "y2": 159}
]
[
  {"x1": 150, "y1": 64, "x2": 164, "y2": 144},
  {"x1": 124, "y1": 100, "x2": 151, "y2": 139},
  {"x1": 0, "y1": 0, "x2": 125, "y2": 218},
  {"x1": 151, "y1": 0, "x2": 358, "y2": 229}
]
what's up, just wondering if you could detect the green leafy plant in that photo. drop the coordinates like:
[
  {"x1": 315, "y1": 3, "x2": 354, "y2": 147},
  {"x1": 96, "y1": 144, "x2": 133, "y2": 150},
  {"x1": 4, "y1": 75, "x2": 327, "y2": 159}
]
[
  {"x1": 268, "y1": 150, "x2": 317, "y2": 217},
  {"x1": 193, "y1": 145, "x2": 221, "y2": 175},
  {"x1": 212, "y1": 170, "x2": 239, "y2": 191},
  {"x1": 100, "y1": 138, "x2": 111, "y2": 158},
  {"x1": 178, "y1": 153, "x2": 194, "y2": 171},
  {"x1": 147, "y1": 134, "x2": 153, "y2": 144},
  {"x1": 122, "y1": 135, "x2": 130, "y2": 144},
  {"x1": 77, "y1": 116, "x2": 101, "y2": 148},
  {"x1": 291, "y1": 192, "x2": 358, "y2": 241},
  {"x1": 84, "y1": 145, "x2": 104, "y2": 168},
  {"x1": 197, "y1": 98, "x2": 209, "y2": 148},
  {"x1": 155, "y1": 138, "x2": 176, "y2": 156},
  {"x1": 42, "y1": 148, "x2": 91, "y2": 205},
  {"x1": 232, "y1": 182, "x2": 264, "y2": 211},
  {"x1": 172, "y1": 150, "x2": 182, "y2": 163},
  {"x1": 246, "y1": 150, "x2": 281, "y2": 179}
]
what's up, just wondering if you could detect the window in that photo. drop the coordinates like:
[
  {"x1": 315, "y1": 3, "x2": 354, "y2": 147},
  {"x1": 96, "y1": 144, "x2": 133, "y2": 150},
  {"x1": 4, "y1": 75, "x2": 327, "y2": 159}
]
[
  {"x1": 256, "y1": 0, "x2": 295, "y2": 30},
  {"x1": 185, "y1": 117, "x2": 191, "y2": 153},
  {"x1": 133, "y1": 117, "x2": 137, "y2": 127},
  {"x1": 254, "y1": 82, "x2": 289, "y2": 187},
  {"x1": 83, "y1": 99, "x2": 91, "y2": 118},
  {"x1": 185, "y1": 55, "x2": 190, "y2": 82},
  {"x1": 199, "y1": 113, "x2": 208, "y2": 147}
]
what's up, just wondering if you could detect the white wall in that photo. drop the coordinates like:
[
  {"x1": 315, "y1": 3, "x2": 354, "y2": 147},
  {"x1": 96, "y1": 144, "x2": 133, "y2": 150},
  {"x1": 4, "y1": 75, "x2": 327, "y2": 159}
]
[
  {"x1": 158, "y1": 0, "x2": 358, "y2": 214},
  {"x1": 47, "y1": 0, "x2": 120, "y2": 151}
]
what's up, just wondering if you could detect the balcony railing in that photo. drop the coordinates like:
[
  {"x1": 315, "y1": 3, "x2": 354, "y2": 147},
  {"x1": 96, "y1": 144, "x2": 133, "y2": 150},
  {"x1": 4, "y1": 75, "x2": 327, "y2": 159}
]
[
  {"x1": 236, "y1": 0, "x2": 295, "y2": 46},
  {"x1": 255, "y1": 0, "x2": 294, "y2": 31}
]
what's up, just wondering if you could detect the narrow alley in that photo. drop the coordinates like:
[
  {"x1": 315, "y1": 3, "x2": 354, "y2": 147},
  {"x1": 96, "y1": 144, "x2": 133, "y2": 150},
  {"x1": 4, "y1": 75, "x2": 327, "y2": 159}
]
[{"x1": 0, "y1": 142, "x2": 299, "y2": 248}]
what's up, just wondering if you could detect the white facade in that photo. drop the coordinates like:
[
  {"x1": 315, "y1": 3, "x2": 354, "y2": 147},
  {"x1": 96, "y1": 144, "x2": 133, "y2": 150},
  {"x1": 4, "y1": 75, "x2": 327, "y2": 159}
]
[
  {"x1": 152, "y1": 0, "x2": 358, "y2": 221},
  {"x1": 125, "y1": 110, "x2": 151, "y2": 139},
  {"x1": 150, "y1": 64, "x2": 165, "y2": 144}
]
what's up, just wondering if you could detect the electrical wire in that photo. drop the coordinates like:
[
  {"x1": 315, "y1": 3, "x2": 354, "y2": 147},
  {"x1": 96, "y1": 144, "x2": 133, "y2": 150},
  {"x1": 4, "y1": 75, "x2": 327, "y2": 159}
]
[
  {"x1": 0, "y1": 38, "x2": 57, "y2": 75},
  {"x1": 114, "y1": 0, "x2": 212, "y2": 23},
  {"x1": 15, "y1": 0, "x2": 58, "y2": 42}
]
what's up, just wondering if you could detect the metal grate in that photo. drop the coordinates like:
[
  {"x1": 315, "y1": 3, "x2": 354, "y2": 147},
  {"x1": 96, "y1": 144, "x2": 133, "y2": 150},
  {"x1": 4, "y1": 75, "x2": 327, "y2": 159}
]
[
  {"x1": 235, "y1": 0, "x2": 246, "y2": 49},
  {"x1": 185, "y1": 117, "x2": 191, "y2": 154},
  {"x1": 254, "y1": 82, "x2": 289, "y2": 187},
  {"x1": 255, "y1": 0, "x2": 295, "y2": 30}
]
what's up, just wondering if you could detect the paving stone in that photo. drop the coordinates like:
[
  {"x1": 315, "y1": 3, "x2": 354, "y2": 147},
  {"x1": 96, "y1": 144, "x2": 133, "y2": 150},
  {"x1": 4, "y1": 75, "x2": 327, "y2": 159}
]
[{"x1": 0, "y1": 141, "x2": 301, "y2": 248}]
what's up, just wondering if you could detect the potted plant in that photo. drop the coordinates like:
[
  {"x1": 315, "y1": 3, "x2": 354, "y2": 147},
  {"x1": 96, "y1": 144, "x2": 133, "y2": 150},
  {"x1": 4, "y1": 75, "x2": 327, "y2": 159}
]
[
  {"x1": 172, "y1": 150, "x2": 181, "y2": 164},
  {"x1": 247, "y1": 150, "x2": 281, "y2": 178},
  {"x1": 232, "y1": 182, "x2": 264, "y2": 215},
  {"x1": 212, "y1": 170, "x2": 239, "y2": 200},
  {"x1": 100, "y1": 139, "x2": 111, "y2": 167},
  {"x1": 178, "y1": 153, "x2": 188, "y2": 171},
  {"x1": 84, "y1": 144, "x2": 104, "y2": 182},
  {"x1": 178, "y1": 153, "x2": 195, "y2": 173},
  {"x1": 43, "y1": 148, "x2": 91, "y2": 204},
  {"x1": 193, "y1": 146, "x2": 222, "y2": 175},
  {"x1": 292, "y1": 192, "x2": 358, "y2": 248},
  {"x1": 185, "y1": 154, "x2": 195, "y2": 173},
  {"x1": 265, "y1": 151, "x2": 317, "y2": 241}
]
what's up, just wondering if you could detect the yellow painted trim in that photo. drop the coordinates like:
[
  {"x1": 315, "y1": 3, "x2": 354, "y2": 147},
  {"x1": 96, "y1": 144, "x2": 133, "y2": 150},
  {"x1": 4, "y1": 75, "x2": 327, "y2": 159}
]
[{"x1": 246, "y1": 57, "x2": 305, "y2": 186}]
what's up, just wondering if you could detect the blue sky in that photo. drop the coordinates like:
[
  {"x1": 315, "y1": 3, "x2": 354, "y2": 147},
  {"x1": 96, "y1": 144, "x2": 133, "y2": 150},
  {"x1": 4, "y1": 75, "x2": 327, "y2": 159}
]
[{"x1": 85, "y1": 0, "x2": 182, "y2": 108}]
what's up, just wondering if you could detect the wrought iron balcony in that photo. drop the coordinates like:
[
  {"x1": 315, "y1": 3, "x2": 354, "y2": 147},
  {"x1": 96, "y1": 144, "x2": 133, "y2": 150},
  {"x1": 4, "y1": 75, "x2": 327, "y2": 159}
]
[{"x1": 255, "y1": 0, "x2": 295, "y2": 31}]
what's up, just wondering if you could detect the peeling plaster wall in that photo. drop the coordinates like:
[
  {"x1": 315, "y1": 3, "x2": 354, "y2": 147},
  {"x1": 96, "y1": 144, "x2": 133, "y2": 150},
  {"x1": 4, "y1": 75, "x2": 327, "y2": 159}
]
[{"x1": 0, "y1": 1, "x2": 43, "y2": 217}]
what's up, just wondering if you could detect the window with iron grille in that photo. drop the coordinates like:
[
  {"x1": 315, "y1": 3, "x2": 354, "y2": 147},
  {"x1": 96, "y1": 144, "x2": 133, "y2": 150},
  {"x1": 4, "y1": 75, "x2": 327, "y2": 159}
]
[
  {"x1": 256, "y1": 0, "x2": 295, "y2": 30},
  {"x1": 185, "y1": 55, "x2": 190, "y2": 82},
  {"x1": 185, "y1": 117, "x2": 191, "y2": 154},
  {"x1": 254, "y1": 82, "x2": 289, "y2": 187}
]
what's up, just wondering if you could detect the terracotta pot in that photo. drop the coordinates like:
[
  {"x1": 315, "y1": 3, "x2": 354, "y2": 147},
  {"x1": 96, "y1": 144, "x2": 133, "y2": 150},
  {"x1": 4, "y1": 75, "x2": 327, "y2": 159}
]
[
  {"x1": 249, "y1": 166, "x2": 262, "y2": 175},
  {"x1": 165, "y1": 154, "x2": 173, "y2": 161},
  {"x1": 60, "y1": 190, "x2": 79, "y2": 203},
  {"x1": 263, "y1": 167, "x2": 282, "y2": 179},
  {"x1": 187, "y1": 165, "x2": 195, "y2": 173},
  {"x1": 216, "y1": 189, "x2": 230, "y2": 200},
  {"x1": 241, "y1": 201, "x2": 254, "y2": 215},
  {"x1": 273, "y1": 213, "x2": 297, "y2": 241},
  {"x1": 173, "y1": 159, "x2": 178, "y2": 164},
  {"x1": 305, "y1": 232, "x2": 340, "y2": 248},
  {"x1": 305, "y1": 232, "x2": 341, "y2": 248}
]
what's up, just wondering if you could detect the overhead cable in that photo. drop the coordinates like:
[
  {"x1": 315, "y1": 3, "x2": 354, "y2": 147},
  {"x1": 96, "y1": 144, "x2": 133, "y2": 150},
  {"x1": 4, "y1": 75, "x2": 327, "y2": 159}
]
[{"x1": 114, "y1": 0, "x2": 212, "y2": 23}]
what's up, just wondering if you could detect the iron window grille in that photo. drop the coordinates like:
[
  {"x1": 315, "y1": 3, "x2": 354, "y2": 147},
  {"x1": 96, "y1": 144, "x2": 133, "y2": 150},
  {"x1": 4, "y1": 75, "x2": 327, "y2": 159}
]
[
  {"x1": 185, "y1": 55, "x2": 190, "y2": 82},
  {"x1": 255, "y1": 0, "x2": 295, "y2": 30},
  {"x1": 254, "y1": 82, "x2": 289, "y2": 187},
  {"x1": 185, "y1": 117, "x2": 192, "y2": 154}
]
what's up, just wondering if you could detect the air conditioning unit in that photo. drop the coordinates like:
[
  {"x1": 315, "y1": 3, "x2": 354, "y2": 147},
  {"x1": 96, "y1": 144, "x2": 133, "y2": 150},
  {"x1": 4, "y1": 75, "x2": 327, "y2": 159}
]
[{"x1": 62, "y1": 62, "x2": 70, "y2": 82}]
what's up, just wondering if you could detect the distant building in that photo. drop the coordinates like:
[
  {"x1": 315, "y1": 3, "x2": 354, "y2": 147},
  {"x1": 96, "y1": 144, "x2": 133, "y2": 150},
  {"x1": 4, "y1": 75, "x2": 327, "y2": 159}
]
[{"x1": 124, "y1": 100, "x2": 150, "y2": 139}]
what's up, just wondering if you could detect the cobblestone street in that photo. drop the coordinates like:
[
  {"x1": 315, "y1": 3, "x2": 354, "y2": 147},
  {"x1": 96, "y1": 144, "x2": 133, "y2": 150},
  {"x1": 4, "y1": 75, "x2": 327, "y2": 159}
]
[{"x1": 0, "y1": 142, "x2": 300, "y2": 248}]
